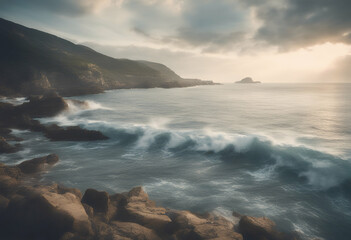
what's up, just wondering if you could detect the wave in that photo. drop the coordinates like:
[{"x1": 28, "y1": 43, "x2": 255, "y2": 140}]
[
  {"x1": 0, "y1": 97, "x2": 28, "y2": 105},
  {"x1": 66, "y1": 120, "x2": 350, "y2": 190},
  {"x1": 39, "y1": 112, "x2": 351, "y2": 193},
  {"x1": 65, "y1": 99, "x2": 112, "y2": 112}
]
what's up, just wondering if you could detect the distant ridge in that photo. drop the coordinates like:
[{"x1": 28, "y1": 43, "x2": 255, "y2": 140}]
[{"x1": 0, "y1": 18, "x2": 216, "y2": 97}]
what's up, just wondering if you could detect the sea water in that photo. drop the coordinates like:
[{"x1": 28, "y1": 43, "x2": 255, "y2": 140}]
[{"x1": 2, "y1": 83, "x2": 351, "y2": 239}]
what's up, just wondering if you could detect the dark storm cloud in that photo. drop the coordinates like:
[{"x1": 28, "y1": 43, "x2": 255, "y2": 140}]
[
  {"x1": 250, "y1": 0, "x2": 351, "y2": 49},
  {"x1": 0, "y1": 0, "x2": 109, "y2": 16},
  {"x1": 1, "y1": 0, "x2": 351, "y2": 52},
  {"x1": 126, "y1": 0, "x2": 250, "y2": 52},
  {"x1": 174, "y1": 0, "x2": 248, "y2": 52}
]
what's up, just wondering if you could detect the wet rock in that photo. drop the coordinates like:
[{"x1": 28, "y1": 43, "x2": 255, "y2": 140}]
[
  {"x1": 17, "y1": 153, "x2": 59, "y2": 174},
  {"x1": 110, "y1": 221, "x2": 162, "y2": 240},
  {"x1": 18, "y1": 93, "x2": 68, "y2": 118},
  {"x1": 0, "y1": 175, "x2": 19, "y2": 195},
  {"x1": 93, "y1": 221, "x2": 132, "y2": 240},
  {"x1": 118, "y1": 187, "x2": 172, "y2": 233},
  {"x1": 0, "y1": 136, "x2": 20, "y2": 153},
  {"x1": 83, "y1": 203, "x2": 94, "y2": 218},
  {"x1": 56, "y1": 184, "x2": 83, "y2": 199},
  {"x1": 171, "y1": 210, "x2": 243, "y2": 240},
  {"x1": 238, "y1": 216, "x2": 299, "y2": 240},
  {"x1": 0, "y1": 164, "x2": 22, "y2": 179},
  {"x1": 39, "y1": 189, "x2": 93, "y2": 236},
  {"x1": 2, "y1": 193, "x2": 75, "y2": 240},
  {"x1": 82, "y1": 188, "x2": 110, "y2": 213},
  {"x1": 44, "y1": 125, "x2": 108, "y2": 141},
  {"x1": 239, "y1": 216, "x2": 276, "y2": 240}
]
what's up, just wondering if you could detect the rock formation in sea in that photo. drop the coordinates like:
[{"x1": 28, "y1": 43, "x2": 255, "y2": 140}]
[
  {"x1": 0, "y1": 93, "x2": 108, "y2": 154},
  {"x1": 235, "y1": 77, "x2": 261, "y2": 84}
]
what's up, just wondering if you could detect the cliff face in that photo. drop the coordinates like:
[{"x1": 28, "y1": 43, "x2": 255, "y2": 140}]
[{"x1": 0, "y1": 18, "x2": 215, "y2": 97}]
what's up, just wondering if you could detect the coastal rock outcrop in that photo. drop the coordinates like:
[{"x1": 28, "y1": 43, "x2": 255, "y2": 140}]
[
  {"x1": 17, "y1": 153, "x2": 59, "y2": 174},
  {"x1": 170, "y1": 210, "x2": 243, "y2": 240},
  {"x1": 44, "y1": 125, "x2": 108, "y2": 141},
  {"x1": 0, "y1": 136, "x2": 20, "y2": 153},
  {"x1": 0, "y1": 94, "x2": 108, "y2": 145},
  {"x1": 82, "y1": 188, "x2": 110, "y2": 214},
  {"x1": 118, "y1": 187, "x2": 173, "y2": 232},
  {"x1": 238, "y1": 216, "x2": 300, "y2": 240},
  {"x1": 0, "y1": 157, "x2": 300, "y2": 240},
  {"x1": 236, "y1": 77, "x2": 261, "y2": 84},
  {"x1": 18, "y1": 93, "x2": 68, "y2": 118}
]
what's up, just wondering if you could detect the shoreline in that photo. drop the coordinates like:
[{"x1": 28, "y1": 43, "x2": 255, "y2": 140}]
[
  {"x1": 0, "y1": 154, "x2": 299, "y2": 240},
  {"x1": 0, "y1": 93, "x2": 301, "y2": 240}
]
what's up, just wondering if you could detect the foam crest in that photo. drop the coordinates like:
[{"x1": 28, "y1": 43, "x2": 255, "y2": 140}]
[{"x1": 65, "y1": 99, "x2": 112, "y2": 113}]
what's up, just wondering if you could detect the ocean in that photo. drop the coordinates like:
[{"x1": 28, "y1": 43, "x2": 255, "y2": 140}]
[{"x1": 2, "y1": 83, "x2": 351, "y2": 239}]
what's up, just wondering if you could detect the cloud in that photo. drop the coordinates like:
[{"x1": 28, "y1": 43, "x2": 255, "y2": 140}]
[
  {"x1": 2, "y1": 0, "x2": 351, "y2": 53},
  {"x1": 250, "y1": 0, "x2": 351, "y2": 49},
  {"x1": 0, "y1": 0, "x2": 112, "y2": 16},
  {"x1": 125, "y1": 0, "x2": 253, "y2": 53}
]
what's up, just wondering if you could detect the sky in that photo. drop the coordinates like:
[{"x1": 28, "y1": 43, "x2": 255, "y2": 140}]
[{"x1": 0, "y1": 0, "x2": 350, "y2": 83}]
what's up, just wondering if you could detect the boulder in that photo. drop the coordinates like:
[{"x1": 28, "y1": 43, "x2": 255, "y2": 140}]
[
  {"x1": 18, "y1": 93, "x2": 68, "y2": 118},
  {"x1": 0, "y1": 164, "x2": 22, "y2": 179},
  {"x1": 118, "y1": 187, "x2": 172, "y2": 233},
  {"x1": 0, "y1": 136, "x2": 20, "y2": 153},
  {"x1": 56, "y1": 184, "x2": 83, "y2": 199},
  {"x1": 40, "y1": 190, "x2": 93, "y2": 236},
  {"x1": 44, "y1": 125, "x2": 109, "y2": 141},
  {"x1": 171, "y1": 210, "x2": 243, "y2": 240},
  {"x1": 2, "y1": 193, "x2": 75, "y2": 240},
  {"x1": 238, "y1": 216, "x2": 299, "y2": 240},
  {"x1": 83, "y1": 203, "x2": 94, "y2": 218},
  {"x1": 93, "y1": 221, "x2": 132, "y2": 240},
  {"x1": 0, "y1": 175, "x2": 19, "y2": 195},
  {"x1": 17, "y1": 154, "x2": 59, "y2": 174},
  {"x1": 110, "y1": 221, "x2": 162, "y2": 240},
  {"x1": 82, "y1": 188, "x2": 110, "y2": 213}
]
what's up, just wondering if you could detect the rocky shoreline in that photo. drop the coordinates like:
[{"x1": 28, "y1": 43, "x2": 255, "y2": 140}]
[
  {"x1": 0, "y1": 154, "x2": 300, "y2": 240},
  {"x1": 0, "y1": 94, "x2": 301, "y2": 240}
]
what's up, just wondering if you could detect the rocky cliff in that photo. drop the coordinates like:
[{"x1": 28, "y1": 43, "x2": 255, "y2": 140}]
[{"x1": 0, "y1": 18, "x2": 216, "y2": 97}]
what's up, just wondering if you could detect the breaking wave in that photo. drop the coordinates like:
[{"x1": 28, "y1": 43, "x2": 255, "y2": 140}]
[{"x1": 66, "y1": 119, "x2": 351, "y2": 192}]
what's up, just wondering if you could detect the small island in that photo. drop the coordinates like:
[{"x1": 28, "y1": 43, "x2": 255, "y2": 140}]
[{"x1": 236, "y1": 77, "x2": 261, "y2": 84}]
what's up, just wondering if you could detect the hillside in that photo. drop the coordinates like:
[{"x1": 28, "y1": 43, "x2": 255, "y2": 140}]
[{"x1": 0, "y1": 18, "x2": 215, "y2": 96}]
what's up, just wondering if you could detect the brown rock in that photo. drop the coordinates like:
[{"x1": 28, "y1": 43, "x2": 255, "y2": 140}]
[
  {"x1": 82, "y1": 188, "x2": 110, "y2": 213},
  {"x1": 110, "y1": 221, "x2": 162, "y2": 240},
  {"x1": 171, "y1": 210, "x2": 243, "y2": 240},
  {"x1": 56, "y1": 184, "x2": 83, "y2": 199},
  {"x1": 17, "y1": 153, "x2": 59, "y2": 174},
  {"x1": 39, "y1": 189, "x2": 93, "y2": 236},
  {"x1": 238, "y1": 216, "x2": 301, "y2": 240},
  {"x1": 118, "y1": 187, "x2": 172, "y2": 233},
  {"x1": 0, "y1": 136, "x2": 20, "y2": 153},
  {"x1": 0, "y1": 175, "x2": 18, "y2": 195},
  {"x1": 83, "y1": 203, "x2": 94, "y2": 218},
  {"x1": 2, "y1": 193, "x2": 75, "y2": 240},
  {"x1": 0, "y1": 164, "x2": 22, "y2": 179},
  {"x1": 94, "y1": 221, "x2": 132, "y2": 240}
]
